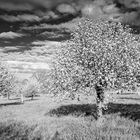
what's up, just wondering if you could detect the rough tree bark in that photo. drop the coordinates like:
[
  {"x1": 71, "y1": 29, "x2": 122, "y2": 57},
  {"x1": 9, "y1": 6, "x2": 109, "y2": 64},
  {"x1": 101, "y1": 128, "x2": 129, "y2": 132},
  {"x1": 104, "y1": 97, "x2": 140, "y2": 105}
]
[
  {"x1": 95, "y1": 77, "x2": 107, "y2": 119},
  {"x1": 95, "y1": 83, "x2": 104, "y2": 118}
]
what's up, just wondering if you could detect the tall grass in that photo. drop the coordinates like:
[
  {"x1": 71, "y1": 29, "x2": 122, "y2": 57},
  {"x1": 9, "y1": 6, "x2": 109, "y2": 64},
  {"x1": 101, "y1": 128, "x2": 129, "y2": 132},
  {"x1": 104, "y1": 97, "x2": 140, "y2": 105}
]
[{"x1": 0, "y1": 115, "x2": 140, "y2": 140}]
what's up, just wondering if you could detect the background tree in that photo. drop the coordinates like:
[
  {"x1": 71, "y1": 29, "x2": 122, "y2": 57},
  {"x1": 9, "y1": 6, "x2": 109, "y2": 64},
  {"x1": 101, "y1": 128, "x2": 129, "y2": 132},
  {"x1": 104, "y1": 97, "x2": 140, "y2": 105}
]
[
  {"x1": 32, "y1": 70, "x2": 50, "y2": 94},
  {"x1": 24, "y1": 78, "x2": 41, "y2": 100},
  {"x1": 0, "y1": 62, "x2": 16, "y2": 100},
  {"x1": 47, "y1": 18, "x2": 140, "y2": 119}
]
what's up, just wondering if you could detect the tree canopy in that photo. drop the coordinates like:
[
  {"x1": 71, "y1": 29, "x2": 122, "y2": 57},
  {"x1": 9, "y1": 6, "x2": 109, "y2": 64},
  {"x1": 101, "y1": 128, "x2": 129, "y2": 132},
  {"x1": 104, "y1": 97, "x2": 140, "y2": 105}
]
[{"x1": 47, "y1": 18, "x2": 140, "y2": 96}]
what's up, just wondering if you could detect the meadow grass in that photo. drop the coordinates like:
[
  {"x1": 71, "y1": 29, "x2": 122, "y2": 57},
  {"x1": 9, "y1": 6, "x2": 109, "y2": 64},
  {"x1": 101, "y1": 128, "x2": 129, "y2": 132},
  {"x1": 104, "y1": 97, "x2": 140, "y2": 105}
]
[{"x1": 0, "y1": 93, "x2": 140, "y2": 140}]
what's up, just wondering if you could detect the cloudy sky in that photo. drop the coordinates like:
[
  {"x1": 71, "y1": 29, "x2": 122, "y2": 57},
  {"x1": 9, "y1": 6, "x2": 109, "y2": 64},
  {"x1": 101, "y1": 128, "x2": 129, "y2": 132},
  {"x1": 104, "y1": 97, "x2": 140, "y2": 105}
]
[{"x1": 0, "y1": 0, "x2": 140, "y2": 53}]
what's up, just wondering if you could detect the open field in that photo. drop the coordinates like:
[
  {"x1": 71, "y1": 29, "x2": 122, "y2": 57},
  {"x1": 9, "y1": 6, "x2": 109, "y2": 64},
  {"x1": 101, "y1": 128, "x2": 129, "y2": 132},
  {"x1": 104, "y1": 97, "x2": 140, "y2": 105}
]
[
  {"x1": 0, "y1": 92, "x2": 140, "y2": 121},
  {"x1": 0, "y1": 92, "x2": 140, "y2": 140}
]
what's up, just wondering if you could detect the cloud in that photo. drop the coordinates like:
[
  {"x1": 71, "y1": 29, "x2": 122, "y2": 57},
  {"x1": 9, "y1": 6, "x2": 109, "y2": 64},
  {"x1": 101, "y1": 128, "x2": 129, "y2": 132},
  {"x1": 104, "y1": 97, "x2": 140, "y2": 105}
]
[
  {"x1": 81, "y1": 0, "x2": 118, "y2": 18},
  {"x1": 32, "y1": 40, "x2": 59, "y2": 45},
  {"x1": 42, "y1": 11, "x2": 59, "y2": 20},
  {"x1": 0, "y1": 2, "x2": 34, "y2": 11},
  {"x1": 56, "y1": 3, "x2": 77, "y2": 15},
  {"x1": 0, "y1": 0, "x2": 92, "y2": 15},
  {"x1": 21, "y1": 17, "x2": 79, "y2": 31},
  {"x1": 0, "y1": 14, "x2": 41, "y2": 22},
  {"x1": 0, "y1": 0, "x2": 140, "y2": 26},
  {"x1": 6, "y1": 61, "x2": 50, "y2": 71},
  {"x1": 118, "y1": 0, "x2": 140, "y2": 9},
  {"x1": 80, "y1": 0, "x2": 140, "y2": 26},
  {"x1": 102, "y1": 4, "x2": 120, "y2": 14},
  {"x1": 81, "y1": 4, "x2": 103, "y2": 18},
  {"x1": 120, "y1": 11, "x2": 140, "y2": 26},
  {"x1": 0, "y1": 31, "x2": 24, "y2": 39},
  {"x1": 3, "y1": 46, "x2": 20, "y2": 52},
  {"x1": 32, "y1": 40, "x2": 61, "y2": 47},
  {"x1": 0, "y1": 0, "x2": 73, "y2": 11},
  {"x1": 1, "y1": 46, "x2": 29, "y2": 53},
  {"x1": 114, "y1": 0, "x2": 140, "y2": 25},
  {"x1": 0, "y1": 0, "x2": 139, "y2": 14}
]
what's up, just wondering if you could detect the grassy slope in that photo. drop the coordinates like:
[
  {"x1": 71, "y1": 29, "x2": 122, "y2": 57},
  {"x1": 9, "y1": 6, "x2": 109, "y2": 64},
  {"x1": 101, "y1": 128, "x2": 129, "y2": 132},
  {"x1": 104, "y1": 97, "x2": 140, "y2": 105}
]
[
  {"x1": 0, "y1": 92, "x2": 140, "y2": 121},
  {"x1": 0, "y1": 93, "x2": 140, "y2": 139}
]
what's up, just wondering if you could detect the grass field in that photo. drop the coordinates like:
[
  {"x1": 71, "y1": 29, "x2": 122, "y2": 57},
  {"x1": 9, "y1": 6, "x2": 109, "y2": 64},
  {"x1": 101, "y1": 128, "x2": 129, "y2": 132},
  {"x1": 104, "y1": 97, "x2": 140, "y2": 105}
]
[{"x1": 0, "y1": 92, "x2": 140, "y2": 140}]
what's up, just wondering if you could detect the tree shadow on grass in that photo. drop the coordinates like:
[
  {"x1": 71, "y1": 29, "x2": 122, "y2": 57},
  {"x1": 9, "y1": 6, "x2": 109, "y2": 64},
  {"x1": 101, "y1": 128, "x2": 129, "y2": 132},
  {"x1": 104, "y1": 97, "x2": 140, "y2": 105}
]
[
  {"x1": 0, "y1": 102, "x2": 22, "y2": 107},
  {"x1": 9, "y1": 97, "x2": 21, "y2": 100},
  {"x1": 0, "y1": 96, "x2": 40, "y2": 107},
  {"x1": 46, "y1": 104, "x2": 98, "y2": 119},
  {"x1": 24, "y1": 98, "x2": 39, "y2": 102},
  {"x1": 119, "y1": 97, "x2": 140, "y2": 100},
  {"x1": 120, "y1": 92, "x2": 136, "y2": 95},
  {"x1": 106, "y1": 103, "x2": 140, "y2": 121},
  {"x1": 46, "y1": 103, "x2": 140, "y2": 121}
]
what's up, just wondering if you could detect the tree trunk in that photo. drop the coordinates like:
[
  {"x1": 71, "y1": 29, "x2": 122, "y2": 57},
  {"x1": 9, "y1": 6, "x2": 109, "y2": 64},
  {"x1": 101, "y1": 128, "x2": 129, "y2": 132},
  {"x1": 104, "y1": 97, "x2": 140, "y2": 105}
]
[
  {"x1": 95, "y1": 83, "x2": 105, "y2": 119},
  {"x1": 97, "y1": 101, "x2": 103, "y2": 118},
  {"x1": 7, "y1": 93, "x2": 10, "y2": 100},
  {"x1": 20, "y1": 93, "x2": 24, "y2": 104},
  {"x1": 31, "y1": 95, "x2": 34, "y2": 100}
]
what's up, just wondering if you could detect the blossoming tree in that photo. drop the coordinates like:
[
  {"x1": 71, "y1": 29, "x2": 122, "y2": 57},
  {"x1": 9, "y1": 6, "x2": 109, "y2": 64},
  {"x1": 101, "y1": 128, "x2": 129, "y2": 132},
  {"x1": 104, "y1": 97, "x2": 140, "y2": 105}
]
[
  {"x1": 47, "y1": 18, "x2": 140, "y2": 118},
  {"x1": 0, "y1": 62, "x2": 15, "y2": 100}
]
